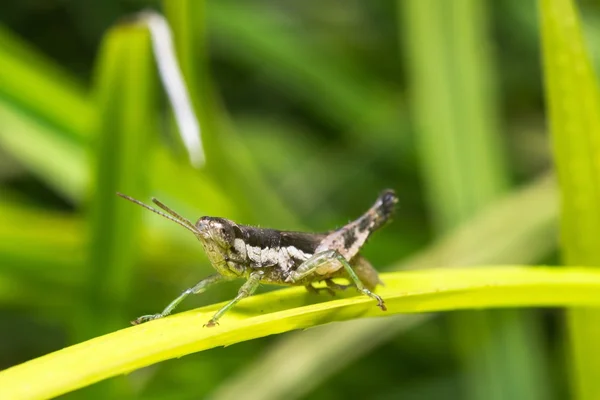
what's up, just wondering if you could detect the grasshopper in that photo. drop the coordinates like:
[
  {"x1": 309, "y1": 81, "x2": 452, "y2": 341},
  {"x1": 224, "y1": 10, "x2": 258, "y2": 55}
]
[{"x1": 118, "y1": 189, "x2": 398, "y2": 327}]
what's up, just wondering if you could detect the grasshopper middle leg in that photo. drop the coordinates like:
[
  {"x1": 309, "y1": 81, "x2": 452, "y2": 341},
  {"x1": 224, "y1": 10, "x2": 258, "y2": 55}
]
[
  {"x1": 204, "y1": 271, "x2": 264, "y2": 327},
  {"x1": 286, "y1": 250, "x2": 386, "y2": 311}
]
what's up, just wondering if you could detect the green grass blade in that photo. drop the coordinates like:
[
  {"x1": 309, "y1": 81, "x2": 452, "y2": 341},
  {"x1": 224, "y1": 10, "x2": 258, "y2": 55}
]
[
  {"x1": 0, "y1": 98, "x2": 88, "y2": 201},
  {"x1": 402, "y1": 0, "x2": 508, "y2": 229},
  {"x1": 2, "y1": 265, "x2": 597, "y2": 400},
  {"x1": 539, "y1": 0, "x2": 600, "y2": 398},
  {"x1": 0, "y1": 25, "x2": 92, "y2": 143},
  {"x1": 208, "y1": 1, "x2": 405, "y2": 149},
  {"x1": 210, "y1": 174, "x2": 557, "y2": 400},
  {"x1": 0, "y1": 200, "x2": 82, "y2": 311},
  {"x1": 77, "y1": 23, "x2": 158, "y2": 398},
  {"x1": 402, "y1": 1, "x2": 546, "y2": 398},
  {"x1": 80, "y1": 22, "x2": 158, "y2": 339},
  {"x1": 0, "y1": 26, "x2": 92, "y2": 202},
  {"x1": 0, "y1": 200, "x2": 82, "y2": 280}
]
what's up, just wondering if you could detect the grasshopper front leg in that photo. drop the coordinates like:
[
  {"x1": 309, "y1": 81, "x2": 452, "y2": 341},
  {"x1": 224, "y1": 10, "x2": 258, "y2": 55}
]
[
  {"x1": 132, "y1": 274, "x2": 229, "y2": 325},
  {"x1": 286, "y1": 250, "x2": 387, "y2": 311}
]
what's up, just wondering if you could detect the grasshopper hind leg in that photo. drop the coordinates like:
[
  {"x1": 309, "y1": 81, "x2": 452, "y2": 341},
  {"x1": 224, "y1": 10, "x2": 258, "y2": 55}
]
[
  {"x1": 351, "y1": 256, "x2": 383, "y2": 291},
  {"x1": 287, "y1": 250, "x2": 386, "y2": 311}
]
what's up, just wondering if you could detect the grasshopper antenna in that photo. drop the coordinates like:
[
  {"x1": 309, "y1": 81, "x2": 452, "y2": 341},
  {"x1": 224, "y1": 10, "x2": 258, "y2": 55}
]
[
  {"x1": 151, "y1": 198, "x2": 196, "y2": 229},
  {"x1": 116, "y1": 192, "x2": 198, "y2": 234}
]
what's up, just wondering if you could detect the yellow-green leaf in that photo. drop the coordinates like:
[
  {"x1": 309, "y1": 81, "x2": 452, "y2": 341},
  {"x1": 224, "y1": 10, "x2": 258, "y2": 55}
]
[
  {"x1": 1, "y1": 266, "x2": 600, "y2": 400},
  {"x1": 539, "y1": 0, "x2": 600, "y2": 398}
]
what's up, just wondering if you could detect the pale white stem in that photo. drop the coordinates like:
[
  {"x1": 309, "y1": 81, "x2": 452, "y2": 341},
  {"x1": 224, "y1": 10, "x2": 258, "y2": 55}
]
[{"x1": 140, "y1": 10, "x2": 205, "y2": 167}]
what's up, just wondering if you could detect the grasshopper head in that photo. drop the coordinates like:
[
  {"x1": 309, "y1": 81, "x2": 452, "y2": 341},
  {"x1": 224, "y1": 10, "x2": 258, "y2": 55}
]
[
  {"x1": 115, "y1": 194, "x2": 241, "y2": 276},
  {"x1": 195, "y1": 216, "x2": 237, "y2": 250}
]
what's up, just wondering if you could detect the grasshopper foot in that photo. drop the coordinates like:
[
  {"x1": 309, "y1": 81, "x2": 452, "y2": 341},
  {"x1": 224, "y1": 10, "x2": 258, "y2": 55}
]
[
  {"x1": 203, "y1": 319, "x2": 219, "y2": 328},
  {"x1": 361, "y1": 290, "x2": 387, "y2": 311},
  {"x1": 374, "y1": 294, "x2": 387, "y2": 311}
]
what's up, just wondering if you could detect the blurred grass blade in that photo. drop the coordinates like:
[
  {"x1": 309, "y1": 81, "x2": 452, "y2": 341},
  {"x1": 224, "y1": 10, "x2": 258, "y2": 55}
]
[
  {"x1": 0, "y1": 25, "x2": 92, "y2": 202},
  {"x1": 0, "y1": 200, "x2": 82, "y2": 309},
  {"x1": 208, "y1": 1, "x2": 413, "y2": 211},
  {"x1": 0, "y1": 19, "x2": 243, "y2": 258},
  {"x1": 212, "y1": 315, "x2": 429, "y2": 400},
  {"x1": 3, "y1": 265, "x2": 600, "y2": 400},
  {"x1": 0, "y1": 13, "x2": 238, "y2": 227},
  {"x1": 0, "y1": 98, "x2": 88, "y2": 201},
  {"x1": 402, "y1": 1, "x2": 546, "y2": 399},
  {"x1": 80, "y1": 23, "x2": 157, "y2": 339},
  {"x1": 402, "y1": 0, "x2": 509, "y2": 230},
  {"x1": 210, "y1": 174, "x2": 557, "y2": 400},
  {"x1": 539, "y1": 0, "x2": 600, "y2": 398},
  {"x1": 209, "y1": 1, "x2": 404, "y2": 145},
  {"x1": 0, "y1": 25, "x2": 92, "y2": 143}
]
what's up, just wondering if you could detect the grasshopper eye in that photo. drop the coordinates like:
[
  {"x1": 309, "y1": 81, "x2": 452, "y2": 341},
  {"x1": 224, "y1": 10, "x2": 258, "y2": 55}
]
[{"x1": 218, "y1": 224, "x2": 235, "y2": 246}]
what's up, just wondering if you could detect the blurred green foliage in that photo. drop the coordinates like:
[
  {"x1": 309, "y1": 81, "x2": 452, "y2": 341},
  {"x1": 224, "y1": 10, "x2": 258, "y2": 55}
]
[{"x1": 0, "y1": 0, "x2": 597, "y2": 399}]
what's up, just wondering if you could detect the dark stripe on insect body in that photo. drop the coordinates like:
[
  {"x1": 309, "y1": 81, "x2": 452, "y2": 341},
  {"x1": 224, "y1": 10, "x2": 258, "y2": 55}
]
[
  {"x1": 229, "y1": 224, "x2": 330, "y2": 273},
  {"x1": 235, "y1": 226, "x2": 325, "y2": 254},
  {"x1": 342, "y1": 227, "x2": 359, "y2": 249},
  {"x1": 358, "y1": 215, "x2": 372, "y2": 232}
]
